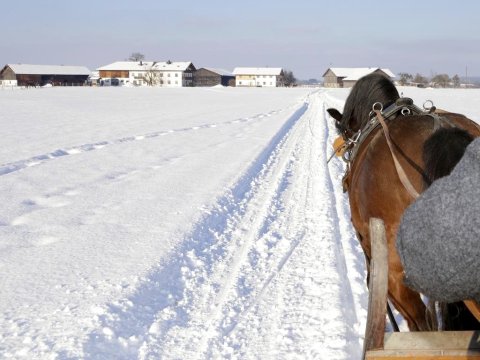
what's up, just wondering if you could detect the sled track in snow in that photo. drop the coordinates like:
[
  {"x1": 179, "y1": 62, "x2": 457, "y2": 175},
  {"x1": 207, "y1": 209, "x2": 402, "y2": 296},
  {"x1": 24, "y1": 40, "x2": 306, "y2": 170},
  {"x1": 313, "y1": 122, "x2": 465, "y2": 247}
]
[{"x1": 83, "y1": 91, "x2": 367, "y2": 359}]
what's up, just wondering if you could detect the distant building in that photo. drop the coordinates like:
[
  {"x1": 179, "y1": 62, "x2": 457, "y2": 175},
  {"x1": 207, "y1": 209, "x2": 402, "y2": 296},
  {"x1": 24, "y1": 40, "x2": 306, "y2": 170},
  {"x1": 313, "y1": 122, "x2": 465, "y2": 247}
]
[
  {"x1": 322, "y1": 68, "x2": 395, "y2": 88},
  {"x1": 233, "y1": 67, "x2": 284, "y2": 87},
  {"x1": 0, "y1": 64, "x2": 91, "y2": 87},
  {"x1": 194, "y1": 68, "x2": 235, "y2": 87},
  {"x1": 87, "y1": 71, "x2": 100, "y2": 86},
  {"x1": 96, "y1": 61, "x2": 196, "y2": 87}
]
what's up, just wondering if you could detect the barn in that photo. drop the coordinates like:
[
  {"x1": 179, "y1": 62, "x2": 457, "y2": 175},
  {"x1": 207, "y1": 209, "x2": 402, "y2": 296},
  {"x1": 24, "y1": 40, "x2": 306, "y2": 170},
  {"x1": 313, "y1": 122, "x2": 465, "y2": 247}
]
[
  {"x1": 0, "y1": 64, "x2": 91, "y2": 87},
  {"x1": 194, "y1": 68, "x2": 235, "y2": 87},
  {"x1": 322, "y1": 68, "x2": 395, "y2": 88}
]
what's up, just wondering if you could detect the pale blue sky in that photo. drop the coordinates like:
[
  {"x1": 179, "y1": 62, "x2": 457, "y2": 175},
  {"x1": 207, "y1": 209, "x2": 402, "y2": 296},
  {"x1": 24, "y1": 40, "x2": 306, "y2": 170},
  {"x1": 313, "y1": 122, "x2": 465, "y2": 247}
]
[{"x1": 2, "y1": 0, "x2": 480, "y2": 79}]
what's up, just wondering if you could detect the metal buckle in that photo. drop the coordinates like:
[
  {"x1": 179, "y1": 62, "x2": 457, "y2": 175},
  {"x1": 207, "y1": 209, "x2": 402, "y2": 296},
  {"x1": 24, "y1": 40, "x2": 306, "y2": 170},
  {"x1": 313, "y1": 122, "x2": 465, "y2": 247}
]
[
  {"x1": 350, "y1": 130, "x2": 362, "y2": 144},
  {"x1": 423, "y1": 100, "x2": 434, "y2": 111},
  {"x1": 372, "y1": 102, "x2": 383, "y2": 112}
]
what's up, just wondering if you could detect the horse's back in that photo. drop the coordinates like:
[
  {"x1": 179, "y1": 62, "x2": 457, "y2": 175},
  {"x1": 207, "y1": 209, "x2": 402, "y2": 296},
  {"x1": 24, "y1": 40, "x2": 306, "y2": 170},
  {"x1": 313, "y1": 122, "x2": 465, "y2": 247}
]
[
  {"x1": 347, "y1": 113, "x2": 479, "y2": 255},
  {"x1": 442, "y1": 112, "x2": 480, "y2": 135},
  {"x1": 350, "y1": 112, "x2": 480, "y2": 211},
  {"x1": 349, "y1": 115, "x2": 432, "y2": 225}
]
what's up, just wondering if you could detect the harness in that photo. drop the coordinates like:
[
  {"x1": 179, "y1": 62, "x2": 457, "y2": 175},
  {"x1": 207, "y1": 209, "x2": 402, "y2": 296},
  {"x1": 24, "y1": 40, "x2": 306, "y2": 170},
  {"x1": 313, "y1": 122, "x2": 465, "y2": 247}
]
[
  {"x1": 332, "y1": 98, "x2": 452, "y2": 197},
  {"x1": 341, "y1": 98, "x2": 440, "y2": 164}
]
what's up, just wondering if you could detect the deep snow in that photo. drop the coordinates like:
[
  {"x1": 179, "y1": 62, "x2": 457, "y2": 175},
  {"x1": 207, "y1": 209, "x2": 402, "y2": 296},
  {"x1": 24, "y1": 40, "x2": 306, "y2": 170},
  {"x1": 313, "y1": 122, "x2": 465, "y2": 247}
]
[{"x1": 1, "y1": 86, "x2": 479, "y2": 359}]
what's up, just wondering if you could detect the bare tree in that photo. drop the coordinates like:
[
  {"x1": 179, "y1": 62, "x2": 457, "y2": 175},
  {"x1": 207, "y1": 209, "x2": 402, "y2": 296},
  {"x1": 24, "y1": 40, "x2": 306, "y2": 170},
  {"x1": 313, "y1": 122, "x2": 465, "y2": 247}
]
[
  {"x1": 413, "y1": 73, "x2": 428, "y2": 86},
  {"x1": 283, "y1": 70, "x2": 297, "y2": 87},
  {"x1": 452, "y1": 74, "x2": 460, "y2": 88},
  {"x1": 398, "y1": 72, "x2": 413, "y2": 86},
  {"x1": 431, "y1": 74, "x2": 450, "y2": 87},
  {"x1": 142, "y1": 67, "x2": 159, "y2": 86},
  {"x1": 129, "y1": 52, "x2": 145, "y2": 62}
]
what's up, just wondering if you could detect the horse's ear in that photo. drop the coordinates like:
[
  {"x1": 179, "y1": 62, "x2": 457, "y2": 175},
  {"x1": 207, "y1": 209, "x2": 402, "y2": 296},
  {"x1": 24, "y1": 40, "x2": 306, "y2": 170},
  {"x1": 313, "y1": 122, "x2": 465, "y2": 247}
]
[{"x1": 327, "y1": 108, "x2": 342, "y2": 121}]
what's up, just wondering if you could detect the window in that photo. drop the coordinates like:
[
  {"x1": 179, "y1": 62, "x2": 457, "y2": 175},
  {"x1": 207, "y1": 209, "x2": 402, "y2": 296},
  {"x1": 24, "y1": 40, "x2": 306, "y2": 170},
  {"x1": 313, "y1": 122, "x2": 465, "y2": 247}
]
[
  {"x1": 168, "y1": 80, "x2": 171, "y2": 84},
  {"x1": 175, "y1": 73, "x2": 178, "y2": 77},
  {"x1": 160, "y1": 73, "x2": 163, "y2": 77},
  {"x1": 168, "y1": 73, "x2": 171, "y2": 77}
]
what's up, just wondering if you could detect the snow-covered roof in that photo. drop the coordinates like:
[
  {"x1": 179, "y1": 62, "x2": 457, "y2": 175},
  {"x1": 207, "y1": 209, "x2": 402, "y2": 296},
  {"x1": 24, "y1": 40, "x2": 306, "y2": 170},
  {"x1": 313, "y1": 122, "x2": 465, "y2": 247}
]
[
  {"x1": 89, "y1": 71, "x2": 100, "y2": 80},
  {"x1": 97, "y1": 61, "x2": 194, "y2": 72},
  {"x1": 202, "y1": 68, "x2": 234, "y2": 76},
  {"x1": 154, "y1": 62, "x2": 194, "y2": 71},
  {"x1": 324, "y1": 67, "x2": 395, "y2": 80},
  {"x1": 233, "y1": 67, "x2": 283, "y2": 76},
  {"x1": 97, "y1": 61, "x2": 155, "y2": 71},
  {"x1": 6, "y1": 64, "x2": 91, "y2": 76}
]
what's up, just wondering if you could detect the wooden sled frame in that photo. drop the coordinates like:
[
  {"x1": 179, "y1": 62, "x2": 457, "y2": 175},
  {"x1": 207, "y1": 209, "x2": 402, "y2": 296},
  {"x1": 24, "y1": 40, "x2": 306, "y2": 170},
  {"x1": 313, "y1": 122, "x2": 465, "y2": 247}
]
[{"x1": 363, "y1": 218, "x2": 480, "y2": 359}]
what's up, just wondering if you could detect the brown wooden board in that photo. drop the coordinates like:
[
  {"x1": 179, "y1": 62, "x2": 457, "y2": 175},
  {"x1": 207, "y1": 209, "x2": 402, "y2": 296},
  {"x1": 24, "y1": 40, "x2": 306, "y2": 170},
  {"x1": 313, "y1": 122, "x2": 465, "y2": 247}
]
[{"x1": 363, "y1": 218, "x2": 389, "y2": 357}]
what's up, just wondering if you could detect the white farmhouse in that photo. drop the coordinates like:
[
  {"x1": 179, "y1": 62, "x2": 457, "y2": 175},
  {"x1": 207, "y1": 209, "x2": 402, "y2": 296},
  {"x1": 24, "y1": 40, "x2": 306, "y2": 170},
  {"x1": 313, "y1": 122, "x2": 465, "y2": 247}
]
[
  {"x1": 233, "y1": 67, "x2": 284, "y2": 87},
  {"x1": 96, "y1": 61, "x2": 196, "y2": 87}
]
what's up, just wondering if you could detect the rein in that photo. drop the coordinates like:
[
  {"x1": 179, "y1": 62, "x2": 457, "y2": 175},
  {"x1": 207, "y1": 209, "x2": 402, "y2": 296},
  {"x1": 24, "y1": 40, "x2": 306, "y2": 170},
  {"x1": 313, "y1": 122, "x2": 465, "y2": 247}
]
[{"x1": 374, "y1": 108, "x2": 420, "y2": 199}]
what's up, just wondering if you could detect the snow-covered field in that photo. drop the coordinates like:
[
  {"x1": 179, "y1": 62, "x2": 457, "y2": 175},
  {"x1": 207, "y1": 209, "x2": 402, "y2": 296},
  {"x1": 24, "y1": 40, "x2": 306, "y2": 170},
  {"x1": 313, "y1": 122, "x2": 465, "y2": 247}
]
[{"x1": 1, "y1": 86, "x2": 479, "y2": 359}]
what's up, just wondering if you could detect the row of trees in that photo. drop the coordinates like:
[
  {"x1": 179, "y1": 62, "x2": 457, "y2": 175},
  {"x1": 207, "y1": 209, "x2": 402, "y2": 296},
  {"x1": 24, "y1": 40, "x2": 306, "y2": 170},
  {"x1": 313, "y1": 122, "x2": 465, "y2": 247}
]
[{"x1": 397, "y1": 72, "x2": 462, "y2": 88}]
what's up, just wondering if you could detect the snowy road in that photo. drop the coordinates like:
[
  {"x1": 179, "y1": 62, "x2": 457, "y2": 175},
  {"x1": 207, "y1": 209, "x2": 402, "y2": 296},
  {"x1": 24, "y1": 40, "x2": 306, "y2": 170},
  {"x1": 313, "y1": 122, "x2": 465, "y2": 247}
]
[
  {"x1": 81, "y1": 90, "x2": 368, "y2": 359},
  {"x1": 0, "y1": 87, "x2": 371, "y2": 359}
]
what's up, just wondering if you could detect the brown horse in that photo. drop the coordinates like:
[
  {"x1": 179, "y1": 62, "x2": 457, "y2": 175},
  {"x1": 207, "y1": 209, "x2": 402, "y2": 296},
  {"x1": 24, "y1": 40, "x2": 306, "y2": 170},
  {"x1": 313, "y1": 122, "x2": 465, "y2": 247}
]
[{"x1": 327, "y1": 73, "x2": 480, "y2": 331}]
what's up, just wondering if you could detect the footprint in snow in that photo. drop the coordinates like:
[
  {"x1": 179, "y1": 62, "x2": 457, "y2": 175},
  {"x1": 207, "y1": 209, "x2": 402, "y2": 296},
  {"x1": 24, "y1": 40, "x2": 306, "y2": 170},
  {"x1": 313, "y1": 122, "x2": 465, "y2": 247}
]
[
  {"x1": 33, "y1": 236, "x2": 60, "y2": 246},
  {"x1": 32, "y1": 196, "x2": 70, "y2": 208}
]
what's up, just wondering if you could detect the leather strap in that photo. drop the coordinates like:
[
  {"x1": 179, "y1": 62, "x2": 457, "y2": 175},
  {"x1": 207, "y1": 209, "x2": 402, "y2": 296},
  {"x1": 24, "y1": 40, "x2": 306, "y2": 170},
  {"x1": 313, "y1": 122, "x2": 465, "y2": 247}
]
[{"x1": 375, "y1": 109, "x2": 420, "y2": 199}]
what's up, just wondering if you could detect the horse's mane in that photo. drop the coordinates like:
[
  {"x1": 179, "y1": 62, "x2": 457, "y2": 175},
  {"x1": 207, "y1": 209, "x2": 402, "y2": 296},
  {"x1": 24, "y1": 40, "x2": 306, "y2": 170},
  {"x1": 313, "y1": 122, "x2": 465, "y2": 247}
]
[
  {"x1": 423, "y1": 127, "x2": 474, "y2": 185},
  {"x1": 337, "y1": 73, "x2": 400, "y2": 135}
]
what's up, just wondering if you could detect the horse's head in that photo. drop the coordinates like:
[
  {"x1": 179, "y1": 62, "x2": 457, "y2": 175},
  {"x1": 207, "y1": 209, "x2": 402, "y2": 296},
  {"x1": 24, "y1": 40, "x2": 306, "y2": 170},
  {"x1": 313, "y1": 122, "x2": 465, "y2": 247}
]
[
  {"x1": 326, "y1": 107, "x2": 354, "y2": 137},
  {"x1": 326, "y1": 107, "x2": 361, "y2": 139},
  {"x1": 327, "y1": 73, "x2": 400, "y2": 139}
]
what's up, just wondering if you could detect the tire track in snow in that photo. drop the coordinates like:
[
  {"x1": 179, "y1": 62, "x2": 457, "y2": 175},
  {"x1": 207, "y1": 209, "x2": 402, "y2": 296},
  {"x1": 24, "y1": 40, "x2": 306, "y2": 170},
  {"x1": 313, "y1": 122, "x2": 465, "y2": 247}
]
[
  {"x1": 213, "y1": 96, "x2": 333, "y2": 358},
  {"x1": 0, "y1": 106, "x2": 294, "y2": 177},
  {"x1": 208, "y1": 92, "x2": 364, "y2": 359}
]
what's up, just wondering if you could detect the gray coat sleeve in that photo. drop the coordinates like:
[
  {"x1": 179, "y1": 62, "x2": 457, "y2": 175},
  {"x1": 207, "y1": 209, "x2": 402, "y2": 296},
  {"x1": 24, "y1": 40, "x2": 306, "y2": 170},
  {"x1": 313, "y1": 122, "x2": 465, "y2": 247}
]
[{"x1": 396, "y1": 138, "x2": 480, "y2": 303}]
